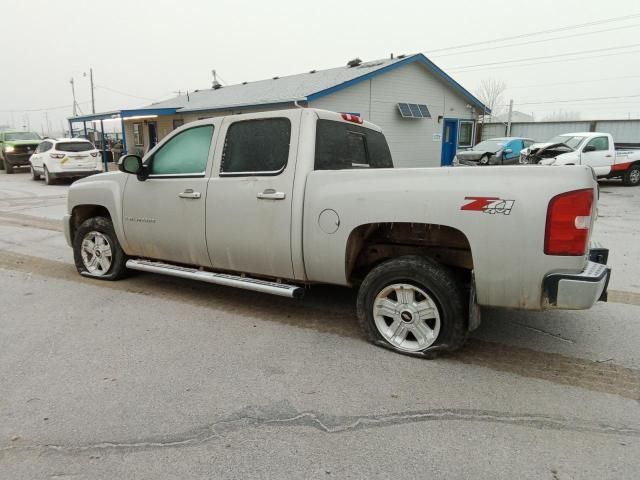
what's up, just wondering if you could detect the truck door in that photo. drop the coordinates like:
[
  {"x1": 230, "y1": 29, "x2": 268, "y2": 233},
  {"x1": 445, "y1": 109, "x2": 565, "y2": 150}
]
[
  {"x1": 206, "y1": 110, "x2": 301, "y2": 279},
  {"x1": 581, "y1": 136, "x2": 612, "y2": 176},
  {"x1": 122, "y1": 123, "x2": 216, "y2": 267}
]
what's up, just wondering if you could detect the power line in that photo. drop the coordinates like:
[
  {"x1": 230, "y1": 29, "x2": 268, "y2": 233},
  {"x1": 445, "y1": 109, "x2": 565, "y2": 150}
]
[
  {"x1": 498, "y1": 93, "x2": 640, "y2": 107},
  {"x1": 94, "y1": 84, "x2": 157, "y2": 101},
  {"x1": 449, "y1": 42, "x2": 640, "y2": 70},
  {"x1": 431, "y1": 23, "x2": 640, "y2": 58},
  {"x1": 425, "y1": 12, "x2": 640, "y2": 54},
  {"x1": 507, "y1": 74, "x2": 640, "y2": 90},
  {"x1": 0, "y1": 101, "x2": 91, "y2": 113},
  {"x1": 451, "y1": 48, "x2": 640, "y2": 73}
]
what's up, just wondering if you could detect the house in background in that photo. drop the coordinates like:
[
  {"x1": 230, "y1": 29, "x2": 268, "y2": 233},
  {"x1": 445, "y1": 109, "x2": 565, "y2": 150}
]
[{"x1": 71, "y1": 54, "x2": 488, "y2": 167}]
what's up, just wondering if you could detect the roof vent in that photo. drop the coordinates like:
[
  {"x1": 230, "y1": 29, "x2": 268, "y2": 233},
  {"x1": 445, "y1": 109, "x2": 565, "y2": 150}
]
[
  {"x1": 397, "y1": 54, "x2": 407, "y2": 59},
  {"x1": 242, "y1": 81, "x2": 248, "y2": 85},
  {"x1": 212, "y1": 82, "x2": 223, "y2": 90},
  {"x1": 273, "y1": 76, "x2": 280, "y2": 80},
  {"x1": 309, "y1": 69, "x2": 317, "y2": 74},
  {"x1": 347, "y1": 57, "x2": 362, "y2": 68}
]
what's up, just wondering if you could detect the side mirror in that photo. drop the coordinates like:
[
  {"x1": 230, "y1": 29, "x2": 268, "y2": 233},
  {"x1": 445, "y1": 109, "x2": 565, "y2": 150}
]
[
  {"x1": 119, "y1": 154, "x2": 149, "y2": 180},
  {"x1": 583, "y1": 145, "x2": 596, "y2": 153}
]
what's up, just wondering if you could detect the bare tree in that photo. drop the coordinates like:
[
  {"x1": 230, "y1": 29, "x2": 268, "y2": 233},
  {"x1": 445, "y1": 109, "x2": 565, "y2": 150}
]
[{"x1": 475, "y1": 78, "x2": 507, "y2": 120}]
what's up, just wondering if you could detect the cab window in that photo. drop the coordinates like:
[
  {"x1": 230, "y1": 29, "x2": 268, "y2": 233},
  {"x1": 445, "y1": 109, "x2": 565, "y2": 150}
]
[
  {"x1": 585, "y1": 136, "x2": 609, "y2": 152},
  {"x1": 149, "y1": 125, "x2": 214, "y2": 176},
  {"x1": 220, "y1": 118, "x2": 291, "y2": 175}
]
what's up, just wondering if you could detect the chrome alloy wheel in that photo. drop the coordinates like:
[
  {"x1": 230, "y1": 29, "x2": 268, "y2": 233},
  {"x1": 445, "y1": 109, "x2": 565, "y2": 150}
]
[
  {"x1": 80, "y1": 231, "x2": 113, "y2": 276},
  {"x1": 630, "y1": 168, "x2": 640, "y2": 185},
  {"x1": 373, "y1": 283, "x2": 441, "y2": 352}
]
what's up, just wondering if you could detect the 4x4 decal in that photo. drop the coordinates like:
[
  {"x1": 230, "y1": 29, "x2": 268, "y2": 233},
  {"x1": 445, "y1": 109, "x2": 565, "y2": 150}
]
[{"x1": 461, "y1": 197, "x2": 515, "y2": 215}]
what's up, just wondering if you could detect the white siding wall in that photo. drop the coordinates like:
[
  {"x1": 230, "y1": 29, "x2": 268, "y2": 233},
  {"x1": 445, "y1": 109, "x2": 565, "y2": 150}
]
[{"x1": 309, "y1": 62, "x2": 477, "y2": 167}]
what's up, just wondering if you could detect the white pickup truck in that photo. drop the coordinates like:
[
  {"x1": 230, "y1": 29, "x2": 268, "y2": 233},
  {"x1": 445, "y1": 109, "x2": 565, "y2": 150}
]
[
  {"x1": 520, "y1": 132, "x2": 640, "y2": 186},
  {"x1": 64, "y1": 109, "x2": 610, "y2": 357}
]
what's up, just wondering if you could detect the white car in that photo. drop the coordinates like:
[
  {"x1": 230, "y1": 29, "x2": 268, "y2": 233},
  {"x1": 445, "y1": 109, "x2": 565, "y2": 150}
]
[{"x1": 29, "y1": 138, "x2": 104, "y2": 185}]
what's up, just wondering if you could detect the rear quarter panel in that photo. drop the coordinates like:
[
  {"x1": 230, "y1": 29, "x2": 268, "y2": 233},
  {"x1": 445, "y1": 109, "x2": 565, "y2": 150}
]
[{"x1": 303, "y1": 165, "x2": 597, "y2": 310}]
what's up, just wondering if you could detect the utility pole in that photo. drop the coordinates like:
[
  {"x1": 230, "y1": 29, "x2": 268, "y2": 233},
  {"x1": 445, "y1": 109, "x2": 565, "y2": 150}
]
[
  {"x1": 70, "y1": 78, "x2": 78, "y2": 116},
  {"x1": 90, "y1": 67, "x2": 95, "y2": 114},
  {"x1": 506, "y1": 99, "x2": 514, "y2": 136}
]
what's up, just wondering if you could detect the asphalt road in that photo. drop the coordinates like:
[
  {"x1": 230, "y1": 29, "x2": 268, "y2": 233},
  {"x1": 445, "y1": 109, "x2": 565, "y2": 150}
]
[{"x1": 0, "y1": 170, "x2": 639, "y2": 479}]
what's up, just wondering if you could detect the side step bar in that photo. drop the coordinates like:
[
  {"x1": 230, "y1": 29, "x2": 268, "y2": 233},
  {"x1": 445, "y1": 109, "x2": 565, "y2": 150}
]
[{"x1": 126, "y1": 259, "x2": 303, "y2": 299}]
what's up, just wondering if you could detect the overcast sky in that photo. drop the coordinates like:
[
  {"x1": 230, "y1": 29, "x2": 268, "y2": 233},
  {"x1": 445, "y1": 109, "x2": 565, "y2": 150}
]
[{"x1": 1, "y1": 0, "x2": 639, "y2": 134}]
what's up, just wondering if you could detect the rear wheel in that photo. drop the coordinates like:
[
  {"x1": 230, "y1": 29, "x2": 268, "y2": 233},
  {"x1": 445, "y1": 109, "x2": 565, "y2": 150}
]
[
  {"x1": 623, "y1": 165, "x2": 640, "y2": 186},
  {"x1": 356, "y1": 256, "x2": 467, "y2": 358},
  {"x1": 73, "y1": 216, "x2": 129, "y2": 280},
  {"x1": 44, "y1": 166, "x2": 55, "y2": 185}
]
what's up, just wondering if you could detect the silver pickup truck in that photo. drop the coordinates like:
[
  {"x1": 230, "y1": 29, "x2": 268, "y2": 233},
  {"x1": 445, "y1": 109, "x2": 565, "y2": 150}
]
[{"x1": 64, "y1": 109, "x2": 610, "y2": 357}]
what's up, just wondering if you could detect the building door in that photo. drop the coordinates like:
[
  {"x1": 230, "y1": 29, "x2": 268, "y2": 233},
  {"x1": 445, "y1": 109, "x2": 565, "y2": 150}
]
[
  {"x1": 441, "y1": 119, "x2": 458, "y2": 166},
  {"x1": 148, "y1": 122, "x2": 158, "y2": 149}
]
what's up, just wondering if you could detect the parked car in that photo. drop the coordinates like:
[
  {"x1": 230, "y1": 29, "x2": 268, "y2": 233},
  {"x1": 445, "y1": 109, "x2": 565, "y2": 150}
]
[
  {"x1": 0, "y1": 130, "x2": 42, "y2": 173},
  {"x1": 64, "y1": 109, "x2": 609, "y2": 358},
  {"x1": 29, "y1": 138, "x2": 104, "y2": 185},
  {"x1": 454, "y1": 137, "x2": 535, "y2": 166},
  {"x1": 521, "y1": 132, "x2": 640, "y2": 186}
]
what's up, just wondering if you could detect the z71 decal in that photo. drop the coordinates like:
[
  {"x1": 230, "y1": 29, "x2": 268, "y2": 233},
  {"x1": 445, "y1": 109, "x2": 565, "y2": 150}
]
[{"x1": 461, "y1": 197, "x2": 515, "y2": 215}]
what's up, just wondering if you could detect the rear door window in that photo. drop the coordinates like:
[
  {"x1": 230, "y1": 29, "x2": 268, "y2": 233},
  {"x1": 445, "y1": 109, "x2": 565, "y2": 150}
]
[
  {"x1": 315, "y1": 119, "x2": 393, "y2": 170},
  {"x1": 220, "y1": 118, "x2": 291, "y2": 175}
]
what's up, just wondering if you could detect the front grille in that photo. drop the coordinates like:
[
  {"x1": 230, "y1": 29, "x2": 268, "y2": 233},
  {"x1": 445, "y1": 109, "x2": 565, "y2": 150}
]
[{"x1": 12, "y1": 145, "x2": 37, "y2": 154}]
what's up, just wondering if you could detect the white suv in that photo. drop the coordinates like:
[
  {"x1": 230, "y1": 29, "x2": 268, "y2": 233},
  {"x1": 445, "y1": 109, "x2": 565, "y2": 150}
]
[{"x1": 29, "y1": 138, "x2": 104, "y2": 185}]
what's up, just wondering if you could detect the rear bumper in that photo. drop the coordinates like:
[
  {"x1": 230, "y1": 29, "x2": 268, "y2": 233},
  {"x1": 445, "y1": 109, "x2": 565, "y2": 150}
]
[
  {"x1": 543, "y1": 249, "x2": 610, "y2": 310},
  {"x1": 50, "y1": 169, "x2": 102, "y2": 179}
]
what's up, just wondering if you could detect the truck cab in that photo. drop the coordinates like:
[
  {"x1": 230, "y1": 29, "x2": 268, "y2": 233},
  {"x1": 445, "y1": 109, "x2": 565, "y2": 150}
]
[{"x1": 0, "y1": 130, "x2": 42, "y2": 173}]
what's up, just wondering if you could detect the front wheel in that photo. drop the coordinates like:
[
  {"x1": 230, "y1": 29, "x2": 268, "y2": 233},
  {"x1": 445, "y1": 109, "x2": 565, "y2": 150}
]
[
  {"x1": 73, "y1": 216, "x2": 129, "y2": 280},
  {"x1": 5, "y1": 159, "x2": 14, "y2": 174},
  {"x1": 356, "y1": 256, "x2": 467, "y2": 358},
  {"x1": 623, "y1": 165, "x2": 640, "y2": 186},
  {"x1": 30, "y1": 165, "x2": 40, "y2": 180}
]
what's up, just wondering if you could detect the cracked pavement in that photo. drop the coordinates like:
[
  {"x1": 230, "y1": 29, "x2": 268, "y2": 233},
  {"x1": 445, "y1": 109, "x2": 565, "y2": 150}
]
[{"x1": 0, "y1": 171, "x2": 639, "y2": 479}]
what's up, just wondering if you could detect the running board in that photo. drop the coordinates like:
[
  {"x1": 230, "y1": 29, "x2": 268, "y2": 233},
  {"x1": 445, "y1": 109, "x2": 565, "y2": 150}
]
[{"x1": 126, "y1": 259, "x2": 303, "y2": 299}]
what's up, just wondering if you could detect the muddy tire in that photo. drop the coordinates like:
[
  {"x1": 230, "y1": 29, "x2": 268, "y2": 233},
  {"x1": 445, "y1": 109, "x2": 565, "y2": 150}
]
[
  {"x1": 623, "y1": 164, "x2": 640, "y2": 186},
  {"x1": 5, "y1": 160, "x2": 14, "y2": 174},
  {"x1": 356, "y1": 256, "x2": 467, "y2": 358},
  {"x1": 73, "y1": 216, "x2": 129, "y2": 280}
]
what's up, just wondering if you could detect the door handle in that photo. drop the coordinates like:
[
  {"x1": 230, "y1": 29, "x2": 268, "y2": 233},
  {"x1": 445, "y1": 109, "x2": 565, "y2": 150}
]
[
  {"x1": 605, "y1": 154, "x2": 613, "y2": 158},
  {"x1": 256, "y1": 188, "x2": 286, "y2": 200},
  {"x1": 178, "y1": 189, "x2": 201, "y2": 199}
]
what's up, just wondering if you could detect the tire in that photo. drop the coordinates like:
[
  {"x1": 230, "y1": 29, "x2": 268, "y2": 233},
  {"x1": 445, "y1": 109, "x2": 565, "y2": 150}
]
[
  {"x1": 73, "y1": 216, "x2": 129, "y2": 280},
  {"x1": 30, "y1": 165, "x2": 40, "y2": 180},
  {"x1": 0, "y1": 154, "x2": 5, "y2": 170},
  {"x1": 5, "y1": 159, "x2": 14, "y2": 174},
  {"x1": 44, "y1": 166, "x2": 55, "y2": 185},
  {"x1": 356, "y1": 256, "x2": 467, "y2": 358},
  {"x1": 623, "y1": 164, "x2": 640, "y2": 187}
]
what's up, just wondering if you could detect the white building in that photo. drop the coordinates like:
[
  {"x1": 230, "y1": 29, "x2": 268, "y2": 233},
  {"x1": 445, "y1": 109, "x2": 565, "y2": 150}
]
[{"x1": 71, "y1": 54, "x2": 487, "y2": 167}]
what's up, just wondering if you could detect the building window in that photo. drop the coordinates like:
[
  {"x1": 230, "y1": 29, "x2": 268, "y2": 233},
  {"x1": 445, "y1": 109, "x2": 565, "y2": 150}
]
[
  {"x1": 133, "y1": 123, "x2": 143, "y2": 146},
  {"x1": 458, "y1": 120, "x2": 474, "y2": 148},
  {"x1": 172, "y1": 119, "x2": 185, "y2": 130}
]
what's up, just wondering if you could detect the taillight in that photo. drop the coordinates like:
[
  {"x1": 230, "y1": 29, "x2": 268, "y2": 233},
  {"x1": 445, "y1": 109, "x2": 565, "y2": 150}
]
[
  {"x1": 341, "y1": 113, "x2": 363, "y2": 124},
  {"x1": 49, "y1": 153, "x2": 65, "y2": 159},
  {"x1": 544, "y1": 188, "x2": 593, "y2": 256}
]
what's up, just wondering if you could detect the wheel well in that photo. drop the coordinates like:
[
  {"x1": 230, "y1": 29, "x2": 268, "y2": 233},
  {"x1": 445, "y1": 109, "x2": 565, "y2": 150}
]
[
  {"x1": 345, "y1": 223, "x2": 473, "y2": 284},
  {"x1": 70, "y1": 205, "x2": 111, "y2": 240}
]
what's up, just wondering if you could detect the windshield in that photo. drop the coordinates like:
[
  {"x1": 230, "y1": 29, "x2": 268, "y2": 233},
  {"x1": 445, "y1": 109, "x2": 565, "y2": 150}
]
[
  {"x1": 548, "y1": 135, "x2": 586, "y2": 149},
  {"x1": 471, "y1": 140, "x2": 506, "y2": 153},
  {"x1": 4, "y1": 132, "x2": 41, "y2": 141},
  {"x1": 56, "y1": 141, "x2": 95, "y2": 152}
]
